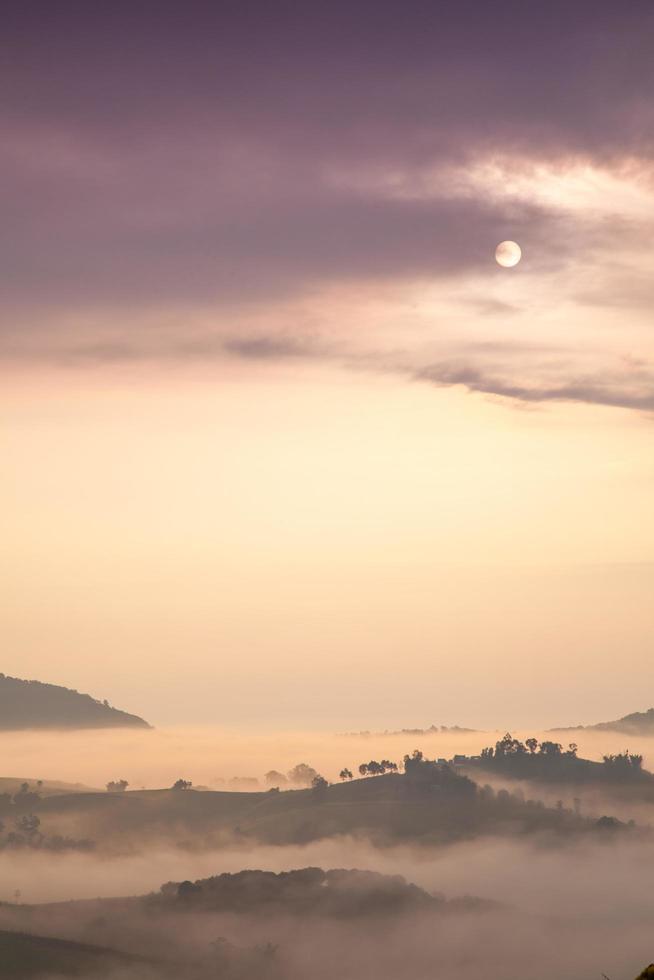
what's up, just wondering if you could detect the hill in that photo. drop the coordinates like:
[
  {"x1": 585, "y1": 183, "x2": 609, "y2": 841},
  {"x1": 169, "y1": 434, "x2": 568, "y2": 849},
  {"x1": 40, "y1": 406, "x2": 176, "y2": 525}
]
[
  {"x1": 577, "y1": 707, "x2": 654, "y2": 735},
  {"x1": 0, "y1": 929, "x2": 149, "y2": 978},
  {"x1": 0, "y1": 777, "x2": 97, "y2": 797},
  {"x1": 0, "y1": 674, "x2": 150, "y2": 730},
  {"x1": 23, "y1": 754, "x2": 635, "y2": 852},
  {"x1": 462, "y1": 733, "x2": 654, "y2": 805},
  {"x1": 550, "y1": 707, "x2": 654, "y2": 736},
  {"x1": 154, "y1": 867, "x2": 472, "y2": 916},
  {"x1": 0, "y1": 870, "x2": 494, "y2": 980}
]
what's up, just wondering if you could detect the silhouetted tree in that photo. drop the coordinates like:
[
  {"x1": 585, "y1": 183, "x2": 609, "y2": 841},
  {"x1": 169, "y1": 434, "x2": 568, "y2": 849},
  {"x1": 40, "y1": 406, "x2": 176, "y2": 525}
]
[
  {"x1": 15, "y1": 813, "x2": 41, "y2": 842},
  {"x1": 106, "y1": 779, "x2": 129, "y2": 792},
  {"x1": 13, "y1": 783, "x2": 40, "y2": 808},
  {"x1": 603, "y1": 751, "x2": 643, "y2": 772},
  {"x1": 311, "y1": 775, "x2": 328, "y2": 791},
  {"x1": 339, "y1": 768, "x2": 353, "y2": 781},
  {"x1": 264, "y1": 770, "x2": 288, "y2": 787},
  {"x1": 358, "y1": 760, "x2": 397, "y2": 776},
  {"x1": 539, "y1": 740, "x2": 563, "y2": 757},
  {"x1": 172, "y1": 779, "x2": 192, "y2": 790},
  {"x1": 287, "y1": 763, "x2": 318, "y2": 787}
]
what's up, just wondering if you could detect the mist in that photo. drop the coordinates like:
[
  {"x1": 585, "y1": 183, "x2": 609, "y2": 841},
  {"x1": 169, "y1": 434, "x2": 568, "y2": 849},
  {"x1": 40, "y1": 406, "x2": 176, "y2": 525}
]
[
  {"x1": 1, "y1": 835, "x2": 654, "y2": 980},
  {"x1": 3, "y1": 725, "x2": 653, "y2": 791},
  {"x1": 1, "y1": 724, "x2": 653, "y2": 980}
]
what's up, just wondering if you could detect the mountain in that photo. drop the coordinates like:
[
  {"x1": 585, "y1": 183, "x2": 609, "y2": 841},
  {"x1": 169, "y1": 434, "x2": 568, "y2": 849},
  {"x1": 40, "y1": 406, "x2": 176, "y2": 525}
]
[
  {"x1": 552, "y1": 707, "x2": 654, "y2": 735},
  {"x1": 0, "y1": 674, "x2": 150, "y2": 730}
]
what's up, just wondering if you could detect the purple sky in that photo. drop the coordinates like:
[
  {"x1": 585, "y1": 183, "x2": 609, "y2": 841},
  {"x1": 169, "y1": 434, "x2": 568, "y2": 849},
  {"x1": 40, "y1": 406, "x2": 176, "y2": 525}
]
[{"x1": 2, "y1": 1, "x2": 654, "y2": 408}]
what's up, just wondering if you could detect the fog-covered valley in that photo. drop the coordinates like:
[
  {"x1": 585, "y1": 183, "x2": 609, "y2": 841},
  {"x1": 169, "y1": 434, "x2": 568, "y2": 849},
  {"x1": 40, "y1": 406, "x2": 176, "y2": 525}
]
[{"x1": 0, "y1": 724, "x2": 653, "y2": 980}]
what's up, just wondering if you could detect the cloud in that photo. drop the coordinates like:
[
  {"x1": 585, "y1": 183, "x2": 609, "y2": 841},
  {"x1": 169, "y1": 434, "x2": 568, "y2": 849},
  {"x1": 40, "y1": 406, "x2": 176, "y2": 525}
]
[
  {"x1": 415, "y1": 362, "x2": 654, "y2": 413},
  {"x1": 1, "y1": 1, "x2": 653, "y2": 416}
]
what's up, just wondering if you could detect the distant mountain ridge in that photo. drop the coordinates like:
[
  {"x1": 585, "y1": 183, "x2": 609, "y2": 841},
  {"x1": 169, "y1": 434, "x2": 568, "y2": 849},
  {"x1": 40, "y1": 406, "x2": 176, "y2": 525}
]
[
  {"x1": 339, "y1": 724, "x2": 478, "y2": 737},
  {"x1": 552, "y1": 707, "x2": 654, "y2": 736},
  {"x1": 0, "y1": 674, "x2": 150, "y2": 730}
]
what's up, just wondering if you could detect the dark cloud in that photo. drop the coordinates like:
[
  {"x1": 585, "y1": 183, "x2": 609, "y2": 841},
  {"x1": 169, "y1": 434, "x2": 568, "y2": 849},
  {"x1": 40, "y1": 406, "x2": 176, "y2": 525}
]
[
  {"x1": 0, "y1": 0, "x2": 651, "y2": 315},
  {"x1": 3, "y1": 2, "x2": 653, "y2": 158},
  {"x1": 1, "y1": 1, "x2": 653, "y2": 414},
  {"x1": 415, "y1": 362, "x2": 654, "y2": 413},
  {"x1": 223, "y1": 336, "x2": 317, "y2": 360}
]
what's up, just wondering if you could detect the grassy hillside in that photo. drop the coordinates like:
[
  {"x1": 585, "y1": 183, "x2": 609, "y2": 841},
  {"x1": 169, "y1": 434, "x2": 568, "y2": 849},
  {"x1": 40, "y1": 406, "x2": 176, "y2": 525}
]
[
  {"x1": 26, "y1": 766, "x2": 634, "y2": 851},
  {"x1": 0, "y1": 929, "x2": 148, "y2": 978},
  {"x1": 0, "y1": 778, "x2": 97, "y2": 797},
  {"x1": 0, "y1": 674, "x2": 150, "y2": 730}
]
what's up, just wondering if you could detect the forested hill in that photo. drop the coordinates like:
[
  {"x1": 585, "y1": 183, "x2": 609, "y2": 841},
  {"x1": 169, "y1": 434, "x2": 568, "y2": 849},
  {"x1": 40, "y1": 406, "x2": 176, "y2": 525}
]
[
  {"x1": 590, "y1": 708, "x2": 654, "y2": 734},
  {"x1": 0, "y1": 674, "x2": 150, "y2": 730},
  {"x1": 553, "y1": 707, "x2": 654, "y2": 735}
]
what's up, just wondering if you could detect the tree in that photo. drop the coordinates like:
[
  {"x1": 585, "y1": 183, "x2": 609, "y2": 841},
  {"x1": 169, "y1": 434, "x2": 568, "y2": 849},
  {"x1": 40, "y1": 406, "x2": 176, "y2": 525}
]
[
  {"x1": 311, "y1": 775, "x2": 328, "y2": 792},
  {"x1": 538, "y1": 740, "x2": 563, "y2": 757},
  {"x1": 494, "y1": 733, "x2": 527, "y2": 757},
  {"x1": 287, "y1": 763, "x2": 319, "y2": 787},
  {"x1": 602, "y1": 751, "x2": 643, "y2": 773},
  {"x1": 172, "y1": 779, "x2": 192, "y2": 790},
  {"x1": 358, "y1": 759, "x2": 398, "y2": 776},
  {"x1": 339, "y1": 768, "x2": 353, "y2": 781},
  {"x1": 13, "y1": 784, "x2": 40, "y2": 808},
  {"x1": 106, "y1": 779, "x2": 129, "y2": 792},
  {"x1": 525, "y1": 737, "x2": 539, "y2": 754},
  {"x1": 264, "y1": 770, "x2": 288, "y2": 787},
  {"x1": 16, "y1": 813, "x2": 41, "y2": 841}
]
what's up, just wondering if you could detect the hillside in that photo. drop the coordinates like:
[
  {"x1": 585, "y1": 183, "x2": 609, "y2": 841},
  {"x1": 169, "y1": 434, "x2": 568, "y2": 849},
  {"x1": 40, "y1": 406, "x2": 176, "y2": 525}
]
[
  {"x1": 0, "y1": 870, "x2": 494, "y2": 980},
  {"x1": 0, "y1": 929, "x2": 148, "y2": 979},
  {"x1": 0, "y1": 675, "x2": 150, "y2": 730},
  {"x1": 155, "y1": 867, "x2": 457, "y2": 916},
  {"x1": 24, "y1": 761, "x2": 635, "y2": 852},
  {"x1": 552, "y1": 707, "x2": 654, "y2": 736}
]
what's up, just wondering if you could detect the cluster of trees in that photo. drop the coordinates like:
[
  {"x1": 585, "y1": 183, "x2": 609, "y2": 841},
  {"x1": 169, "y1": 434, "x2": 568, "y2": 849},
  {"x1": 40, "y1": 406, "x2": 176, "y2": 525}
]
[
  {"x1": 474, "y1": 735, "x2": 652, "y2": 791},
  {"x1": 481, "y1": 736, "x2": 646, "y2": 775},
  {"x1": 481, "y1": 734, "x2": 579, "y2": 760},
  {"x1": 0, "y1": 812, "x2": 93, "y2": 851},
  {"x1": 402, "y1": 750, "x2": 476, "y2": 795},
  {"x1": 603, "y1": 751, "x2": 643, "y2": 771},
  {"x1": 357, "y1": 759, "x2": 398, "y2": 777},
  {"x1": 264, "y1": 763, "x2": 320, "y2": 789},
  {"x1": 106, "y1": 779, "x2": 129, "y2": 792},
  {"x1": 0, "y1": 781, "x2": 43, "y2": 812},
  {"x1": 158, "y1": 867, "x2": 438, "y2": 917}
]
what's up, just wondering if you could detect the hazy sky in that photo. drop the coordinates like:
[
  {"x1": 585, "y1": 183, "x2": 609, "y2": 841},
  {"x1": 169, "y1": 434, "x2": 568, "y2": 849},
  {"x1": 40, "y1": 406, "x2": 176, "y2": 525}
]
[{"x1": 2, "y1": 2, "x2": 653, "y2": 727}]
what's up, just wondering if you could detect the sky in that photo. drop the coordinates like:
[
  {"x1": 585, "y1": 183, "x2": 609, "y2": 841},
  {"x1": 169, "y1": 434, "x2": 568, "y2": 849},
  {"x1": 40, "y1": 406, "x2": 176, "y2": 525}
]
[{"x1": 1, "y1": 1, "x2": 653, "y2": 728}]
